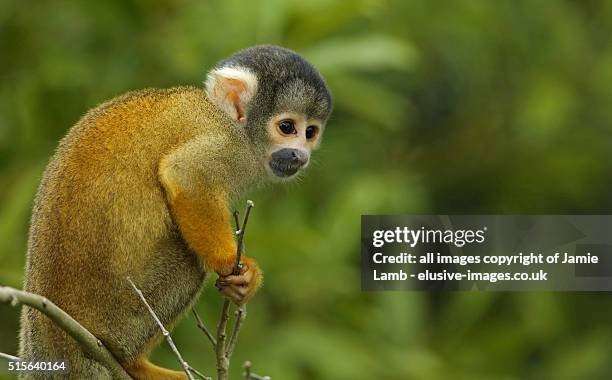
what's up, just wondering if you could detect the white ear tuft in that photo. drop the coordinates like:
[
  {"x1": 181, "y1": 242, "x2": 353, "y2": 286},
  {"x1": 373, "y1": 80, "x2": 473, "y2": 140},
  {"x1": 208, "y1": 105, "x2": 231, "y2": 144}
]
[{"x1": 205, "y1": 66, "x2": 258, "y2": 123}]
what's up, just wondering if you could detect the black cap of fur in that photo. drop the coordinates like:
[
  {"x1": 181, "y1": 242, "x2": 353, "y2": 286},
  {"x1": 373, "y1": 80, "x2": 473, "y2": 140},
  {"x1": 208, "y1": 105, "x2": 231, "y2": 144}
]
[{"x1": 216, "y1": 45, "x2": 333, "y2": 130}]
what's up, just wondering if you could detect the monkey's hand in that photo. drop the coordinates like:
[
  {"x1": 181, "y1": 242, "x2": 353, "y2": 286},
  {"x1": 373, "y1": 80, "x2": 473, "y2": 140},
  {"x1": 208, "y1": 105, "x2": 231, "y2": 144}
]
[{"x1": 215, "y1": 256, "x2": 262, "y2": 305}]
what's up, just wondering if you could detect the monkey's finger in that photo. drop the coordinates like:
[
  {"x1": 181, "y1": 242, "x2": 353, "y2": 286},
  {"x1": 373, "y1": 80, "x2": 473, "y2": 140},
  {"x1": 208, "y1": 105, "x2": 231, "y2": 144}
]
[
  {"x1": 230, "y1": 284, "x2": 251, "y2": 297},
  {"x1": 216, "y1": 280, "x2": 231, "y2": 290},
  {"x1": 220, "y1": 286, "x2": 241, "y2": 299},
  {"x1": 235, "y1": 268, "x2": 254, "y2": 283},
  {"x1": 220, "y1": 286, "x2": 244, "y2": 304},
  {"x1": 245, "y1": 266, "x2": 254, "y2": 279},
  {"x1": 222, "y1": 275, "x2": 248, "y2": 286}
]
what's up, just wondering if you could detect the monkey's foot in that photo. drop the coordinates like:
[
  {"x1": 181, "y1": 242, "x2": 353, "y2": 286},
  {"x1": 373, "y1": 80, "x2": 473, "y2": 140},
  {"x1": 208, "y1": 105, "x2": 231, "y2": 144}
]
[{"x1": 124, "y1": 359, "x2": 188, "y2": 380}]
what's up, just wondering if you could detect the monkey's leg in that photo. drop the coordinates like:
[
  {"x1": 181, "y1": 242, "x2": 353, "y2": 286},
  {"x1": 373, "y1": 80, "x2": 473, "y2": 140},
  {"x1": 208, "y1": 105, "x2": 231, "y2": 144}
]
[{"x1": 123, "y1": 359, "x2": 188, "y2": 380}]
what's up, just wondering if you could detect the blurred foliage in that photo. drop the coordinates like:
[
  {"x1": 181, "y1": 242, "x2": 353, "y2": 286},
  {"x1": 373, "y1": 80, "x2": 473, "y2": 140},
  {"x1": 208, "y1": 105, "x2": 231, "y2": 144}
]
[{"x1": 2, "y1": 0, "x2": 612, "y2": 379}]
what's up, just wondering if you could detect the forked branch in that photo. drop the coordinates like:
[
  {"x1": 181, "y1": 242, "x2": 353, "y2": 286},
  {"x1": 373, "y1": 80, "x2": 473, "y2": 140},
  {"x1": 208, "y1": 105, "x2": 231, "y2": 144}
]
[{"x1": 193, "y1": 200, "x2": 270, "y2": 380}]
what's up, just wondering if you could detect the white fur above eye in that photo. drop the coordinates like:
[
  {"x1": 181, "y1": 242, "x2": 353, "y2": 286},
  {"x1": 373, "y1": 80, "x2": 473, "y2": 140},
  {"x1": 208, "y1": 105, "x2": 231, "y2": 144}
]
[{"x1": 205, "y1": 66, "x2": 258, "y2": 122}]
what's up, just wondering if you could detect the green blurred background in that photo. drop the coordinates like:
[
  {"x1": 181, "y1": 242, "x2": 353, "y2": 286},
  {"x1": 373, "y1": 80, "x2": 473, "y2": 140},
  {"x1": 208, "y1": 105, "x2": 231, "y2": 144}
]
[{"x1": 2, "y1": 1, "x2": 612, "y2": 379}]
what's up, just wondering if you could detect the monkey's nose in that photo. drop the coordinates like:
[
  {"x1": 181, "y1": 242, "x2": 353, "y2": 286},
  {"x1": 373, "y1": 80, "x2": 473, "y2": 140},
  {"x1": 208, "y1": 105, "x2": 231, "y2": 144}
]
[{"x1": 272, "y1": 148, "x2": 309, "y2": 166}]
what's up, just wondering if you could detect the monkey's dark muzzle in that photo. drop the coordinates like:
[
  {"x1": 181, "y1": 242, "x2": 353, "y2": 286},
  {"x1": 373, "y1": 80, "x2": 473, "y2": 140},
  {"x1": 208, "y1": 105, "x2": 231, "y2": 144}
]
[{"x1": 269, "y1": 148, "x2": 309, "y2": 177}]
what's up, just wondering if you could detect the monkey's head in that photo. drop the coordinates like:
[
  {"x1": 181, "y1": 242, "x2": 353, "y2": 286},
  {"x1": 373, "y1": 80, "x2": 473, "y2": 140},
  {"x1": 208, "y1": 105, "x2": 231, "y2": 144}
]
[{"x1": 205, "y1": 45, "x2": 333, "y2": 181}]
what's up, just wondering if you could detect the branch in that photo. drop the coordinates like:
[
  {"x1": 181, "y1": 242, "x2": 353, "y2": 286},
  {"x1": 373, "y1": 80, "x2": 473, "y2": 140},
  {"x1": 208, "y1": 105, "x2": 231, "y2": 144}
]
[
  {"x1": 244, "y1": 361, "x2": 271, "y2": 380},
  {"x1": 192, "y1": 309, "x2": 217, "y2": 348},
  {"x1": 0, "y1": 286, "x2": 131, "y2": 380},
  {"x1": 127, "y1": 278, "x2": 211, "y2": 380},
  {"x1": 232, "y1": 200, "x2": 254, "y2": 275},
  {"x1": 193, "y1": 200, "x2": 270, "y2": 380},
  {"x1": 216, "y1": 301, "x2": 231, "y2": 380},
  {"x1": 217, "y1": 200, "x2": 253, "y2": 380},
  {"x1": 225, "y1": 305, "x2": 246, "y2": 358},
  {"x1": 0, "y1": 352, "x2": 20, "y2": 361}
]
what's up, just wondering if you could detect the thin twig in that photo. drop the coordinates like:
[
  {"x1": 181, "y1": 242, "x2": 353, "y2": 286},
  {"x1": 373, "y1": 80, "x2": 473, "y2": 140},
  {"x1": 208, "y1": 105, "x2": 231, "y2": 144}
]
[
  {"x1": 187, "y1": 366, "x2": 211, "y2": 380},
  {"x1": 233, "y1": 210, "x2": 241, "y2": 232},
  {"x1": 0, "y1": 352, "x2": 21, "y2": 361},
  {"x1": 226, "y1": 305, "x2": 247, "y2": 358},
  {"x1": 219, "y1": 200, "x2": 255, "y2": 379},
  {"x1": 244, "y1": 360, "x2": 252, "y2": 379},
  {"x1": 249, "y1": 373, "x2": 272, "y2": 380},
  {"x1": 195, "y1": 200, "x2": 266, "y2": 380},
  {"x1": 216, "y1": 300, "x2": 231, "y2": 380},
  {"x1": 192, "y1": 309, "x2": 217, "y2": 348},
  {"x1": 243, "y1": 361, "x2": 271, "y2": 380},
  {"x1": 250, "y1": 374, "x2": 272, "y2": 379},
  {"x1": 233, "y1": 200, "x2": 254, "y2": 275},
  {"x1": 225, "y1": 200, "x2": 253, "y2": 355},
  {"x1": 0, "y1": 286, "x2": 131, "y2": 379},
  {"x1": 127, "y1": 277, "x2": 210, "y2": 380}
]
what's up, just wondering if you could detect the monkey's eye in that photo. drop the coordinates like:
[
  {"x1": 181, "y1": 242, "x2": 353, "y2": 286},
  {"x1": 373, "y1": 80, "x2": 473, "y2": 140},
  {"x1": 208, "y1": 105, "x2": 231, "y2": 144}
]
[
  {"x1": 278, "y1": 120, "x2": 297, "y2": 135},
  {"x1": 305, "y1": 126, "x2": 318, "y2": 140}
]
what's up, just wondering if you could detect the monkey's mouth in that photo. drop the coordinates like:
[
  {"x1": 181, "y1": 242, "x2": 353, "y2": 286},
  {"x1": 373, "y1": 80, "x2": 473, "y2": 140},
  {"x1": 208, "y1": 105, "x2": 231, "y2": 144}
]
[{"x1": 268, "y1": 160, "x2": 301, "y2": 178}]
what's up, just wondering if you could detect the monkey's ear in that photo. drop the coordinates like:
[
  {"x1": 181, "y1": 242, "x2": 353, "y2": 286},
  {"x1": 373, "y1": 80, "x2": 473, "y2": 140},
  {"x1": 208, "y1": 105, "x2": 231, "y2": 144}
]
[{"x1": 205, "y1": 66, "x2": 258, "y2": 123}]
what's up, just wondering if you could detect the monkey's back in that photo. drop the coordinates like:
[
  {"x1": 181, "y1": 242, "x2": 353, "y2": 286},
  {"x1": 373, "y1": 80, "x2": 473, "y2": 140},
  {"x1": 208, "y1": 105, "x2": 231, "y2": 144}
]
[{"x1": 19, "y1": 86, "x2": 231, "y2": 377}]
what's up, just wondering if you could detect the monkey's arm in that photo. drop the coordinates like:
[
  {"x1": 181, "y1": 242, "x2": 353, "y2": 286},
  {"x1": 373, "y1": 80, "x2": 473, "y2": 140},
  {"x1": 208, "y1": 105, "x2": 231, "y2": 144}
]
[
  {"x1": 162, "y1": 184, "x2": 237, "y2": 275},
  {"x1": 158, "y1": 137, "x2": 238, "y2": 276},
  {"x1": 158, "y1": 135, "x2": 263, "y2": 304}
]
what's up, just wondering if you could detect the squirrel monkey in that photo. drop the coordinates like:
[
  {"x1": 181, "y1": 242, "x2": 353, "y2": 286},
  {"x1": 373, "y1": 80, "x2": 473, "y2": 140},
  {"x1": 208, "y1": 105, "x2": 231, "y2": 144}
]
[{"x1": 19, "y1": 45, "x2": 332, "y2": 379}]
